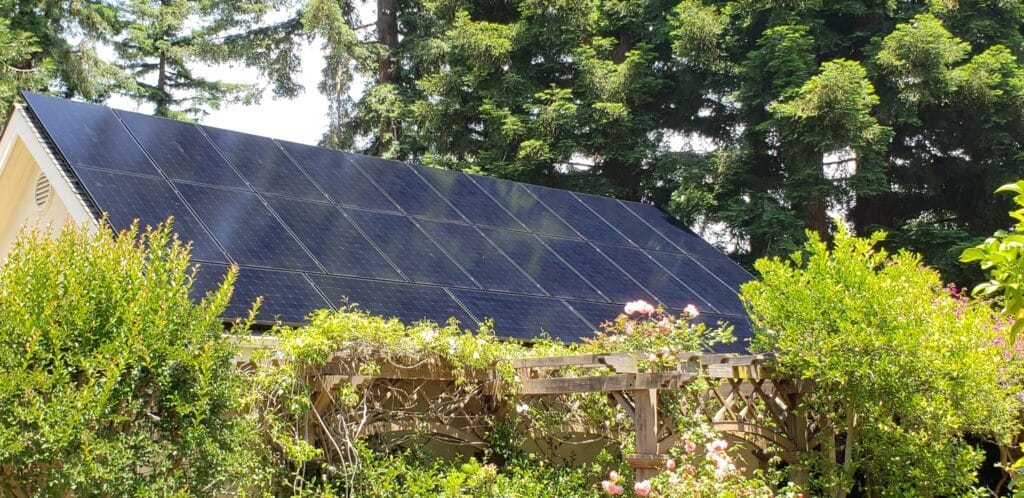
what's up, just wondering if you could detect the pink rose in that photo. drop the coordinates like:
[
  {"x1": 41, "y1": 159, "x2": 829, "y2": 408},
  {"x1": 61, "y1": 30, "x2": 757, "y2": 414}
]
[
  {"x1": 609, "y1": 471, "x2": 619, "y2": 482},
  {"x1": 601, "y1": 481, "x2": 623, "y2": 495},
  {"x1": 708, "y1": 438, "x2": 728, "y2": 452},
  {"x1": 683, "y1": 304, "x2": 699, "y2": 318},
  {"x1": 657, "y1": 317, "x2": 672, "y2": 331},
  {"x1": 634, "y1": 480, "x2": 651, "y2": 497},
  {"x1": 624, "y1": 300, "x2": 655, "y2": 316},
  {"x1": 683, "y1": 440, "x2": 697, "y2": 453},
  {"x1": 665, "y1": 458, "x2": 676, "y2": 471}
]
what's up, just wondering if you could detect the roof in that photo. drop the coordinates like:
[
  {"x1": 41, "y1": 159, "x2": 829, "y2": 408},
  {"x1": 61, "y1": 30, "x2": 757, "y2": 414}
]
[{"x1": 19, "y1": 92, "x2": 754, "y2": 351}]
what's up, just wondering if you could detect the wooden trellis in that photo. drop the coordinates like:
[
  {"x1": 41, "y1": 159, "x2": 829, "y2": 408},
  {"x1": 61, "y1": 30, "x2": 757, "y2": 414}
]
[
  {"x1": 238, "y1": 339, "x2": 812, "y2": 482},
  {"x1": 511, "y1": 352, "x2": 813, "y2": 481}
]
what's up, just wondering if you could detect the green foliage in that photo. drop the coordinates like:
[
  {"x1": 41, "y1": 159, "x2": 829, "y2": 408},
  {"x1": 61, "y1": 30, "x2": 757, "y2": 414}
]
[
  {"x1": 744, "y1": 224, "x2": 1022, "y2": 496},
  {"x1": 961, "y1": 181, "x2": 1024, "y2": 344},
  {"x1": 0, "y1": 222, "x2": 271, "y2": 496},
  {"x1": 346, "y1": 448, "x2": 593, "y2": 498},
  {"x1": 0, "y1": 18, "x2": 49, "y2": 127}
]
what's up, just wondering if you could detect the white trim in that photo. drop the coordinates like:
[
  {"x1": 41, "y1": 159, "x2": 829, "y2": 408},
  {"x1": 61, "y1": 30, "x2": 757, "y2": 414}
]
[{"x1": 0, "y1": 106, "x2": 96, "y2": 226}]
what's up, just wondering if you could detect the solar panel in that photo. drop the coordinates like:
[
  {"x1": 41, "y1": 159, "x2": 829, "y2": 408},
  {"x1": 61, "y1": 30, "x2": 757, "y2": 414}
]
[
  {"x1": 115, "y1": 110, "x2": 246, "y2": 188},
  {"x1": 648, "y1": 251, "x2": 745, "y2": 315},
  {"x1": 470, "y1": 175, "x2": 578, "y2": 238},
  {"x1": 525, "y1": 184, "x2": 631, "y2": 245},
  {"x1": 344, "y1": 209, "x2": 476, "y2": 287},
  {"x1": 413, "y1": 166, "x2": 525, "y2": 230},
  {"x1": 191, "y1": 263, "x2": 332, "y2": 324},
  {"x1": 597, "y1": 243, "x2": 710, "y2": 310},
  {"x1": 622, "y1": 201, "x2": 727, "y2": 259},
  {"x1": 277, "y1": 141, "x2": 399, "y2": 212},
  {"x1": 176, "y1": 183, "x2": 320, "y2": 271},
  {"x1": 310, "y1": 274, "x2": 474, "y2": 326},
  {"x1": 351, "y1": 155, "x2": 466, "y2": 222},
  {"x1": 418, "y1": 220, "x2": 543, "y2": 294},
  {"x1": 75, "y1": 167, "x2": 227, "y2": 263},
  {"x1": 694, "y1": 255, "x2": 755, "y2": 290},
  {"x1": 481, "y1": 228, "x2": 603, "y2": 301},
  {"x1": 201, "y1": 126, "x2": 327, "y2": 201},
  {"x1": 575, "y1": 193, "x2": 676, "y2": 252},
  {"x1": 22, "y1": 93, "x2": 159, "y2": 175},
  {"x1": 542, "y1": 236, "x2": 654, "y2": 304},
  {"x1": 266, "y1": 196, "x2": 403, "y2": 280},
  {"x1": 565, "y1": 300, "x2": 625, "y2": 330},
  {"x1": 22, "y1": 93, "x2": 758, "y2": 351},
  {"x1": 449, "y1": 289, "x2": 591, "y2": 342}
]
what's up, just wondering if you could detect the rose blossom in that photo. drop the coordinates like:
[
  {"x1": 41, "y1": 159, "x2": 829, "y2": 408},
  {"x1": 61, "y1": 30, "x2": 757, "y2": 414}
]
[
  {"x1": 665, "y1": 458, "x2": 676, "y2": 471},
  {"x1": 601, "y1": 480, "x2": 623, "y2": 495},
  {"x1": 683, "y1": 304, "x2": 699, "y2": 318},
  {"x1": 683, "y1": 440, "x2": 697, "y2": 453},
  {"x1": 634, "y1": 480, "x2": 651, "y2": 496},
  {"x1": 708, "y1": 438, "x2": 728, "y2": 452},
  {"x1": 624, "y1": 300, "x2": 656, "y2": 316}
]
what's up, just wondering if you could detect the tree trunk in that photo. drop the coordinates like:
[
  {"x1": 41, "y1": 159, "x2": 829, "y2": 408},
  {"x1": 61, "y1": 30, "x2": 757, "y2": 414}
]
[
  {"x1": 801, "y1": 196, "x2": 829, "y2": 241},
  {"x1": 376, "y1": 0, "x2": 398, "y2": 84}
]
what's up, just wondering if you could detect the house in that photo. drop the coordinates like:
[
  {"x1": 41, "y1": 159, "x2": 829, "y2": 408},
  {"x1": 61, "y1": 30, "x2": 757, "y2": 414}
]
[{"x1": 0, "y1": 92, "x2": 754, "y2": 351}]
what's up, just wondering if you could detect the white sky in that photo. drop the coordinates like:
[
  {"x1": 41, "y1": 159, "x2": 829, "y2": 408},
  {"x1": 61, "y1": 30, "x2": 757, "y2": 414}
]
[{"x1": 107, "y1": 39, "x2": 331, "y2": 145}]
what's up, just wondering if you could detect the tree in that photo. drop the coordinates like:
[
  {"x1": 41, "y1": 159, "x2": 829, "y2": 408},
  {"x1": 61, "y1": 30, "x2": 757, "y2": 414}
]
[
  {"x1": 0, "y1": 222, "x2": 271, "y2": 496},
  {"x1": 669, "y1": 6, "x2": 1024, "y2": 277},
  {"x1": 743, "y1": 225, "x2": 1022, "y2": 496},
  {"x1": 114, "y1": 0, "x2": 283, "y2": 119},
  {"x1": 0, "y1": 18, "x2": 49, "y2": 126}
]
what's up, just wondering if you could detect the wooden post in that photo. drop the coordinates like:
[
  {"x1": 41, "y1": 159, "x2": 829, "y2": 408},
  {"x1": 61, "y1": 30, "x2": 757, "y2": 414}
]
[{"x1": 629, "y1": 388, "x2": 663, "y2": 482}]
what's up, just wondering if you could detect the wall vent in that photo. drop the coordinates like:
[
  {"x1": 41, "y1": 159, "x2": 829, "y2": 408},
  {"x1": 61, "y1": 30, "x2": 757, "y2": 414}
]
[{"x1": 33, "y1": 173, "x2": 52, "y2": 211}]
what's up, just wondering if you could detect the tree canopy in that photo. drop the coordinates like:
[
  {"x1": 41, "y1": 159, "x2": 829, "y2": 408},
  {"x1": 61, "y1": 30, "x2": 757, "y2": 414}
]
[{"x1": 5, "y1": 1, "x2": 1024, "y2": 281}]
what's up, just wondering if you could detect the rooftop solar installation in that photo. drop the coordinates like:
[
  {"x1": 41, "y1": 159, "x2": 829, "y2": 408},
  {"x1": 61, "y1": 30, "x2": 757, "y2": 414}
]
[{"x1": 20, "y1": 92, "x2": 755, "y2": 352}]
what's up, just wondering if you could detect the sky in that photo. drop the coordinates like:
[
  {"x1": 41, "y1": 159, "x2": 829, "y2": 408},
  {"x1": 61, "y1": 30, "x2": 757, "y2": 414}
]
[{"x1": 107, "y1": 40, "x2": 332, "y2": 146}]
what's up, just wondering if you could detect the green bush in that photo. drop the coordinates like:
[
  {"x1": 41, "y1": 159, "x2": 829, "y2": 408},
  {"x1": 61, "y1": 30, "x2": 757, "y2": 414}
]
[
  {"x1": 743, "y1": 224, "x2": 1022, "y2": 497},
  {"x1": 0, "y1": 222, "x2": 270, "y2": 496}
]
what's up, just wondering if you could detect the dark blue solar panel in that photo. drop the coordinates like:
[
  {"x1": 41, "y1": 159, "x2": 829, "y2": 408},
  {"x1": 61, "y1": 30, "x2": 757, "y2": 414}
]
[
  {"x1": 115, "y1": 110, "x2": 246, "y2": 188},
  {"x1": 450, "y1": 289, "x2": 591, "y2": 342},
  {"x1": 266, "y1": 197, "x2": 402, "y2": 280},
  {"x1": 481, "y1": 228, "x2": 602, "y2": 301},
  {"x1": 22, "y1": 93, "x2": 159, "y2": 175},
  {"x1": 649, "y1": 251, "x2": 744, "y2": 315},
  {"x1": 351, "y1": 156, "x2": 465, "y2": 222},
  {"x1": 694, "y1": 256, "x2": 755, "y2": 290},
  {"x1": 201, "y1": 126, "x2": 326, "y2": 201},
  {"x1": 542, "y1": 237, "x2": 654, "y2": 304},
  {"x1": 275, "y1": 141, "x2": 399, "y2": 212},
  {"x1": 575, "y1": 193, "x2": 676, "y2": 252},
  {"x1": 525, "y1": 184, "x2": 630, "y2": 245},
  {"x1": 345, "y1": 209, "x2": 475, "y2": 287},
  {"x1": 309, "y1": 274, "x2": 474, "y2": 326},
  {"x1": 418, "y1": 220, "x2": 542, "y2": 294},
  {"x1": 597, "y1": 243, "x2": 708, "y2": 310},
  {"x1": 75, "y1": 167, "x2": 226, "y2": 263},
  {"x1": 413, "y1": 166, "x2": 524, "y2": 230},
  {"x1": 622, "y1": 201, "x2": 726, "y2": 259},
  {"x1": 191, "y1": 263, "x2": 331, "y2": 323},
  {"x1": 176, "y1": 183, "x2": 319, "y2": 271},
  {"x1": 470, "y1": 175, "x2": 578, "y2": 237},
  {"x1": 565, "y1": 300, "x2": 625, "y2": 330},
  {"x1": 682, "y1": 311, "x2": 752, "y2": 354}
]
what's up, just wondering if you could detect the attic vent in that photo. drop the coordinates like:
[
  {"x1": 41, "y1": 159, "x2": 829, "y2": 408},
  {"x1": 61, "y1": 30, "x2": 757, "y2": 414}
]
[{"x1": 33, "y1": 173, "x2": 52, "y2": 210}]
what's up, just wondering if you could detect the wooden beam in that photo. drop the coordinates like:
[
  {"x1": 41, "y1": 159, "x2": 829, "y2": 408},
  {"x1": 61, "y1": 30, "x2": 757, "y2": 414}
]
[{"x1": 519, "y1": 372, "x2": 694, "y2": 395}]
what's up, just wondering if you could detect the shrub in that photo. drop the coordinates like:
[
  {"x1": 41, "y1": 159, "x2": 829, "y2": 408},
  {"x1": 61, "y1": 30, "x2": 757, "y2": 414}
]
[
  {"x1": 743, "y1": 224, "x2": 1022, "y2": 497},
  {"x1": 0, "y1": 222, "x2": 269, "y2": 496}
]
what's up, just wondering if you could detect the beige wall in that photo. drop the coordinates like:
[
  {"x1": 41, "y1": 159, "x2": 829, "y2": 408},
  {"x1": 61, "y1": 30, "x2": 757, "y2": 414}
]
[
  {"x1": 0, "y1": 137, "x2": 75, "y2": 260},
  {"x1": 0, "y1": 108, "x2": 93, "y2": 262}
]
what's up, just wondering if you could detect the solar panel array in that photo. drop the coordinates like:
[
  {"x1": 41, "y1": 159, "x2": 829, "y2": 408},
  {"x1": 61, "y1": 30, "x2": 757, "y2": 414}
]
[{"x1": 22, "y1": 92, "x2": 754, "y2": 351}]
